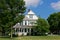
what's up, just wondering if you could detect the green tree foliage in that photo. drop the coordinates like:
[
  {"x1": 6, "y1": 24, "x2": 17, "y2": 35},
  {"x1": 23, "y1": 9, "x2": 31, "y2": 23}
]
[
  {"x1": 47, "y1": 12, "x2": 60, "y2": 34},
  {"x1": 0, "y1": 0, "x2": 26, "y2": 38},
  {"x1": 33, "y1": 18, "x2": 50, "y2": 36}
]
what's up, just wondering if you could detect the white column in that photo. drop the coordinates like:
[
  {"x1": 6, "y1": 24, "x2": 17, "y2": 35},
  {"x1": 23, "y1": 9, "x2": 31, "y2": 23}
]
[
  {"x1": 19, "y1": 28, "x2": 20, "y2": 32},
  {"x1": 23, "y1": 21, "x2": 25, "y2": 25},
  {"x1": 27, "y1": 21, "x2": 28, "y2": 25},
  {"x1": 22, "y1": 28, "x2": 23, "y2": 32},
  {"x1": 27, "y1": 28, "x2": 28, "y2": 33},
  {"x1": 29, "y1": 28, "x2": 31, "y2": 35},
  {"x1": 30, "y1": 28, "x2": 31, "y2": 32},
  {"x1": 24, "y1": 28, "x2": 25, "y2": 32},
  {"x1": 15, "y1": 28, "x2": 16, "y2": 32},
  {"x1": 23, "y1": 28, "x2": 25, "y2": 32},
  {"x1": 21, "y1": 28, "x2": 22, "y2": 32}
]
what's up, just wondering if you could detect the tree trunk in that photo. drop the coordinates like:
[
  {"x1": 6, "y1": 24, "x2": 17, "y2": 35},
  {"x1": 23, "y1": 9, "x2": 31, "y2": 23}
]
[{"x1": 11, "y1": 26, "x2": 12, "y2": 38}]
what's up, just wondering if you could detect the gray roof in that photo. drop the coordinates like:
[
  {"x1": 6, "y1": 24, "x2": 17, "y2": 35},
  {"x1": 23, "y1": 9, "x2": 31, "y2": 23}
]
[
  {"x1": 13, "y1": 23, "x2": 33, "y2": 28},
  {"x1": 13, "y1": 25, "x2": 33, "y2": 28},
  {"x1": 23, "y1": 16, "x2": 37, "y2": 21}
]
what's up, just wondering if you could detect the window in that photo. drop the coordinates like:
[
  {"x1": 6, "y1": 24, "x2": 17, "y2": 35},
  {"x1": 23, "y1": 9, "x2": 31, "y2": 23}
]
[
  {"x1": 29, "y1": 15, "x2": 33, "y2": 18},
  {"x1": 28, "y1": 21, "x2": 34, "y2": 26},
  {"x1": 16, "y1": 28, "x2": 19, "y2": 32},
  {"x1": 25, "y1": 21, "x2": 27, "y2": 25},
  {"x1": 25, "y1": 28, "x2": 27, "y2": 32}
]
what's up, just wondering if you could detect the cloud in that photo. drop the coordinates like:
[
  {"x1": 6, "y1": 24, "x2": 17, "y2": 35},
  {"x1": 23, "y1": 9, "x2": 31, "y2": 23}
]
[
  {"x1": 51, "y1": 1, "x2": 60, "y2": 10},
  {"x1": 24, "y1": 0, "x2": 43, "y2": 7}
]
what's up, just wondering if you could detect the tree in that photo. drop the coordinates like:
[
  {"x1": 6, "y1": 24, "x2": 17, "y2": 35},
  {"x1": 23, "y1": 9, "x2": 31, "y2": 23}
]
[
  {"x1": 0, "y1": 0, "x2": 26, "y2": 38},
  {"x1": 47, "y1": 12, "x2": 60, "y2": 34},
  {"x1": 33, "y1": 18, "x2": 50, "y2": 36}
]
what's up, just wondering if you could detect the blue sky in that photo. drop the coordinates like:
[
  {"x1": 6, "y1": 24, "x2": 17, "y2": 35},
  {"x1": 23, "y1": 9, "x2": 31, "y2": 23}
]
[{"x1": 24, "y1": 0, "x2": 60, "y2": 19}]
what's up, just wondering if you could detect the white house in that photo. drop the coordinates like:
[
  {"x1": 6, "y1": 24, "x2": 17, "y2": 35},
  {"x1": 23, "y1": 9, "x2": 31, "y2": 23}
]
[{"x1": 13, "y1": 10, "x2": 38, "y2": 36}]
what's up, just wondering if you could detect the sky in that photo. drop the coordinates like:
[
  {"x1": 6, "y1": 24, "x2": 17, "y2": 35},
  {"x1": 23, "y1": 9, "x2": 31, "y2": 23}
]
[{"x1": 24, "y1": 0, "x2": 60, "y2": 19}]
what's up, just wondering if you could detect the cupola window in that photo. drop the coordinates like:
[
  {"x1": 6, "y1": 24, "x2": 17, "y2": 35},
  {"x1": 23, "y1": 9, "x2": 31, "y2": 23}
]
[{"x1": 29, "y1": 14, "x2": 33, "y2": 18}]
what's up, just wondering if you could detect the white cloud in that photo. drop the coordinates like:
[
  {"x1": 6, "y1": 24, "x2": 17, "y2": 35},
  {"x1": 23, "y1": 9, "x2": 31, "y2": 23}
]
[
  {"x1": 51, "y1": 1, "x2": 60, "y2": 10},
  {"x1": 24, "y1": 0, "x2": 43, "y2": 7}
]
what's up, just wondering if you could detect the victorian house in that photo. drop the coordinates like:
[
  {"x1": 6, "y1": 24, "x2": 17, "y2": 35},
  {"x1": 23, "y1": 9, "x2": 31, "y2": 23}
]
[{"x1": 13, "y1": 10, "x2": 38, "y2": 36}]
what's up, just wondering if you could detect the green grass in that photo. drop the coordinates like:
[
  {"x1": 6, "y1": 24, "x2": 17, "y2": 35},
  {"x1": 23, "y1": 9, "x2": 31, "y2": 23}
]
[{"x1": 0, "y1": 36, "x2": 60, "y2": 40}]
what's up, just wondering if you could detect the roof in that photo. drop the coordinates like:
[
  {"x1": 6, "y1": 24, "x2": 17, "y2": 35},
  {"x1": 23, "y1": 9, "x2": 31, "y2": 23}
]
[
  {"x1": 23, "y1": 10, "x2": 38, "y2": 20},
  {"x1": 13, "y1": 23, "x2": 21, "y2": 28},
  {"x1": 13, "y1": 25, "x2": 32, "y2": 28},
  {"x1": 13, "y1": 23, "x2": 33, "y2": 28},
  {"x1": 27, "y1": 10, "x2": 35, "y2": 15},
  {"x1": 23, "y1": 18, "x2": 37, "y2": 21}
]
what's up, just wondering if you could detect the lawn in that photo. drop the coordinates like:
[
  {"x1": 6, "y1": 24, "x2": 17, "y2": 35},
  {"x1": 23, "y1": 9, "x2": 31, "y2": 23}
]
[{"x1": 0, "y1": 36, "x2": 60, "y2": 40}]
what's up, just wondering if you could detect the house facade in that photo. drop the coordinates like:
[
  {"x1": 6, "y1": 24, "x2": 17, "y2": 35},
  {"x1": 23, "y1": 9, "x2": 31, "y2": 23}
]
[{"x1": 13, "y1": 10, "x2": 38, "y2": 36}]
